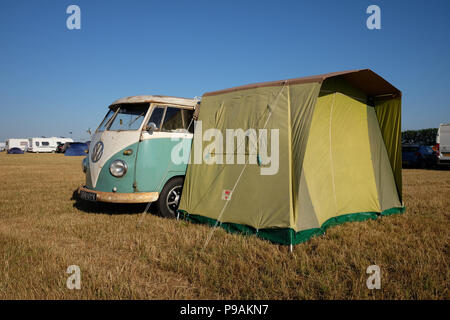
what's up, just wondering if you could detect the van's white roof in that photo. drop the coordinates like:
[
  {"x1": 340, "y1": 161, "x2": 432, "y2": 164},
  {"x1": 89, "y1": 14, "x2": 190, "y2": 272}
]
[{"x1": 110, "y1": 95, "x2": 198, "y2": 108}]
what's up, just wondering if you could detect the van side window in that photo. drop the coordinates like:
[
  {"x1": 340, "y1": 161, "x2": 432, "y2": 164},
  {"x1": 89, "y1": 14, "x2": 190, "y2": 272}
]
[
  {"x1": 147, "y1": 106, "x2": 165, "y2": 130},
  {"x1": 162, "y1": 107, "x2": 184, "y2": 132},
  {"x1": 35, "y1": 142, "x2": 39, "y2": 146},
  {"x1": 146, "y1": 106, "x2": 194, "y2": 133},
  {"x1": 42, "y1": 142, "x2": 49, "y2": 146}
]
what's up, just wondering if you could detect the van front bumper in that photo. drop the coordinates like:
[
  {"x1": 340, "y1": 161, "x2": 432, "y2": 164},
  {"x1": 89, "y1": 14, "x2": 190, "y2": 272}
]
[{"x1": 77, "y1": 186, "x2": 159, "y2": 204}]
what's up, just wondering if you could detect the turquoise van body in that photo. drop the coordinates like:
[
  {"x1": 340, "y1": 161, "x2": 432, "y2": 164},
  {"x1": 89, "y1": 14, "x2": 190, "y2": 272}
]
[{"x1": 85, "y1": 139, "x2": 192, "y2": 194}]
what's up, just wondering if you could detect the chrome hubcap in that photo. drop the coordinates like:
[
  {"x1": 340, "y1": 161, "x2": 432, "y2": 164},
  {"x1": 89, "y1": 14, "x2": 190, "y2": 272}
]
[{"x1": 166, "y1": 185, "x2": 182, "y2": 215}]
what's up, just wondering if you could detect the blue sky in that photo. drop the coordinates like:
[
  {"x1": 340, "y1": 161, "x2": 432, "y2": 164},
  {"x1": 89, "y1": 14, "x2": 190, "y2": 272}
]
[{"x1": 0, "y1": 0, "x2": 449, "y2": 141}]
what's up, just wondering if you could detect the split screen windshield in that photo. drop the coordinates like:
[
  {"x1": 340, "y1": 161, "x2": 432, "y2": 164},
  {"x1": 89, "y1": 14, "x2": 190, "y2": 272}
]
[{"x1": 96, "y1": 103, "x2": 149, "y2": 132}]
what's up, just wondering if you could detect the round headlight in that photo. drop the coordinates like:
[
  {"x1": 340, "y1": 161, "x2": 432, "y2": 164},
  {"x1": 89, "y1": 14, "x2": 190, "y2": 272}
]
[
  {"x1": 82, "y1": 157, "x2": 88, "y2": 173},
  {"x1": 109, "y1": 160, "x2": 128, "y2": 177}
]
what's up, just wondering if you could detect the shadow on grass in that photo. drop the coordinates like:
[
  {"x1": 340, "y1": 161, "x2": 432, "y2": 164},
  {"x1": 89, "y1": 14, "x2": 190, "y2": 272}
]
[
  {"x1": 402, "y1": 165, "x2": 450, "y2": 171},
  {"x1": 71, "y1": 189, "x2": 158, "y2": 215}
]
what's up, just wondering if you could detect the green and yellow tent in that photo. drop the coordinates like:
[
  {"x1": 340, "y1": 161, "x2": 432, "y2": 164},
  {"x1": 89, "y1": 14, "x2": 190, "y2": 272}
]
[{"x1": 178, "y1": 69, "x2": 404, "y2": 245}]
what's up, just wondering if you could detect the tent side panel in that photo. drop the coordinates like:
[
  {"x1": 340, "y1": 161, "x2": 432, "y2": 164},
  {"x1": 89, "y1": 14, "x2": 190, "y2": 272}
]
[
  {"x1": 289, "y1": 83, "x2": 322, "y2": 229},
  {"x1": 299, "y1": 91, "x2": 380, "y2": 229},
  {"x1": 374, "y1": 98, "x2": 402, "y2": 201},
  {"x1": 178, "y1": 85, "x2": 292, "y2": 230},
  {"x1": 295, "y1": 93, "x2": 336, "y2": 230},
  {"x1": 367, "y1": 106, "x2": 402, "y2": 211},
  {"x1": 331, "y1": 93, "x2": 380, "y2": 215}
]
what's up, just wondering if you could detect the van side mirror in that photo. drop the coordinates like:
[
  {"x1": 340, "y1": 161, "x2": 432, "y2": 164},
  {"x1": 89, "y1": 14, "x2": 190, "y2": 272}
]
[{"x1": 146, "y1": 122, "x2": 158, "y2": 134}]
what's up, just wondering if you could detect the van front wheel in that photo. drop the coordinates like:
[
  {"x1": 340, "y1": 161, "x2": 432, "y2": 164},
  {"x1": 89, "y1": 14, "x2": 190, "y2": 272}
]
[{"x1": 157, "y1": 177, "x2": 184, "y2": 218}]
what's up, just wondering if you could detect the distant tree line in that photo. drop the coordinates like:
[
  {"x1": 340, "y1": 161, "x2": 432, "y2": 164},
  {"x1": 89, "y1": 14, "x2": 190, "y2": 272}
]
[{"x1": 402, "y1": 128, "x2": 438, "y2": 146}]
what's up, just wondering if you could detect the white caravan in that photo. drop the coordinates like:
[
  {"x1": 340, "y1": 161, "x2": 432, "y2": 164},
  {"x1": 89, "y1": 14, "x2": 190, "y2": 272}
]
[
  {"x1": 28, "y1": 137, "x2": 73, "y2": 153},
  {"x1": 0, "y1": 142, "x2": 5, "y2": 151},
  {"x1": 6, "y1": 138, "x2": 29, "y2": 151},
  {"x1": 436, "y1": 123, "x2": 450, "y2": 166}
]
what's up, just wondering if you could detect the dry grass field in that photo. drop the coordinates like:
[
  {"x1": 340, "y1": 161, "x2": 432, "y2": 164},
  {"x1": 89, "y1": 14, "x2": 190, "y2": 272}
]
[{"x1": 0, "y1": 152, "x2": 448, "y2": 299}]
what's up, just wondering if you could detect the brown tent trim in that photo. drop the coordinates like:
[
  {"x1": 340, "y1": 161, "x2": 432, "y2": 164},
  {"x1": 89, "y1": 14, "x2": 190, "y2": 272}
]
[
  {"x1": 203, "y1": 78, "x2": 321, "y2": 97},
  {"x1": 203, "y1": 69, "x2": 401, "y2": 99}
]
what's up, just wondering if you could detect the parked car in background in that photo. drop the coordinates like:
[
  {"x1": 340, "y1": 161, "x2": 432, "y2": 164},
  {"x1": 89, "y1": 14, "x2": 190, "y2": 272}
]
[
  {"x1": 60, "y1": 142, "x2": 72, "y2": 153},
  {"x1": 435, "y1": 123, "x2": 450, "y2": 166},
  {"x1": 7, "y1": 147, "x2": 24, "y2": 154},
  {"x1": 56, "y1": 143, "x2": 65, "y2": 153},
  {"x1": 402, "y1": 144, "x2": 437, "y2": 168},
  {"x1": 64, "y1": 142, "x2": 89, "y2": 156}
]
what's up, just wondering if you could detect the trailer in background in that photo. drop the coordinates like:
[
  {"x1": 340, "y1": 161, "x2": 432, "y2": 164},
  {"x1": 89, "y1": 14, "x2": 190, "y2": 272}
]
[
  {"x1": 436, "y1": 123, "x2": 450, "y2": 166},
  {"x1": 28, "y1": 137, "x2": 73, "y2": 153},
  {"x1": 6, "y1": 138, "x2": 29, "y2": 151}
]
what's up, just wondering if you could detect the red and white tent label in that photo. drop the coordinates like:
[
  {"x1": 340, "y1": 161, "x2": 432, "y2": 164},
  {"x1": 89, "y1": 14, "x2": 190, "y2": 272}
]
[{"x1": 222, "y1": 190, "x2": 232, "y2": 201}]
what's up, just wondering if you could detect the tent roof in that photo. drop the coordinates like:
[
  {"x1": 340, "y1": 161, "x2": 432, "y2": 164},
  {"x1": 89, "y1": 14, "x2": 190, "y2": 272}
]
[
  {"x1": 203, "y1": 69, "x2": 401, "y2": 98},
  {"x1": 110, "y1": 95, "x2": 198, "y2": 108}
]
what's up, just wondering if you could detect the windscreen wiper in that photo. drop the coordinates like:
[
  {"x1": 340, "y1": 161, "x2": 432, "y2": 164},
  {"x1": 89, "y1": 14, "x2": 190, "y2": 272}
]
[
  {"x1": 128, "y1": 110, "x2": 147, "y2": 127},
  {"x1": 105, "y1": 107, "x2": 121, "y2": 130}
]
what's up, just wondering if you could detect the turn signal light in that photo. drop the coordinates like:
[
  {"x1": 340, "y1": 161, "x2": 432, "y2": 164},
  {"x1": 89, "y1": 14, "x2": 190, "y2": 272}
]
[{"x1": 123, "y1": 149, "x2": 133, "y2": 156}]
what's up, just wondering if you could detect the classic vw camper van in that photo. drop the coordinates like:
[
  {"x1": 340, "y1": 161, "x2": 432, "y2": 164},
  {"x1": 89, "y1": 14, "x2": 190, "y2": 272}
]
[{"x1": 78, "y1": 95, "x2": 198, "y2": 217}]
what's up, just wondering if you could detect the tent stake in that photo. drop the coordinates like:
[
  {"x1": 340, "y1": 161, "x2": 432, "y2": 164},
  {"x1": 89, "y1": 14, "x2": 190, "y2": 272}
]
[{"x1": 137, "y1": 201, "x2": 152, "y2": 228}]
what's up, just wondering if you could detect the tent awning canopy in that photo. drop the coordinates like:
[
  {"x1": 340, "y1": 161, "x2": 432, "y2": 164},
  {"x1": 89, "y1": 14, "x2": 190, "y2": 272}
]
[{"x1": 203, "y1": 69, "x2": 401, "y2": 99}]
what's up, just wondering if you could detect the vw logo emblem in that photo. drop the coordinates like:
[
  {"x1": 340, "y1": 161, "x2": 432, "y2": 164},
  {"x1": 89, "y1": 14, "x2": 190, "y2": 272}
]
[{"x1": 91, "y1": 141, "x2": 104, "y2": 163}]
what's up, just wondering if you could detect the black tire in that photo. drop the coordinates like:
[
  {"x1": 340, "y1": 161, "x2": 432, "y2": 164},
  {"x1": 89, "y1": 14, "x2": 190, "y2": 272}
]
[{"x1": 156, "y1": 177, "x2": 184, "y2": 218}]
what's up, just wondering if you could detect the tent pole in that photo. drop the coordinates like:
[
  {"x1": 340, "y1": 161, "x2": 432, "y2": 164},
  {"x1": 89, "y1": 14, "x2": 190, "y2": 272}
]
[{"x1": 289, "y1": 244, "x2": 293, "y2": 253}]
